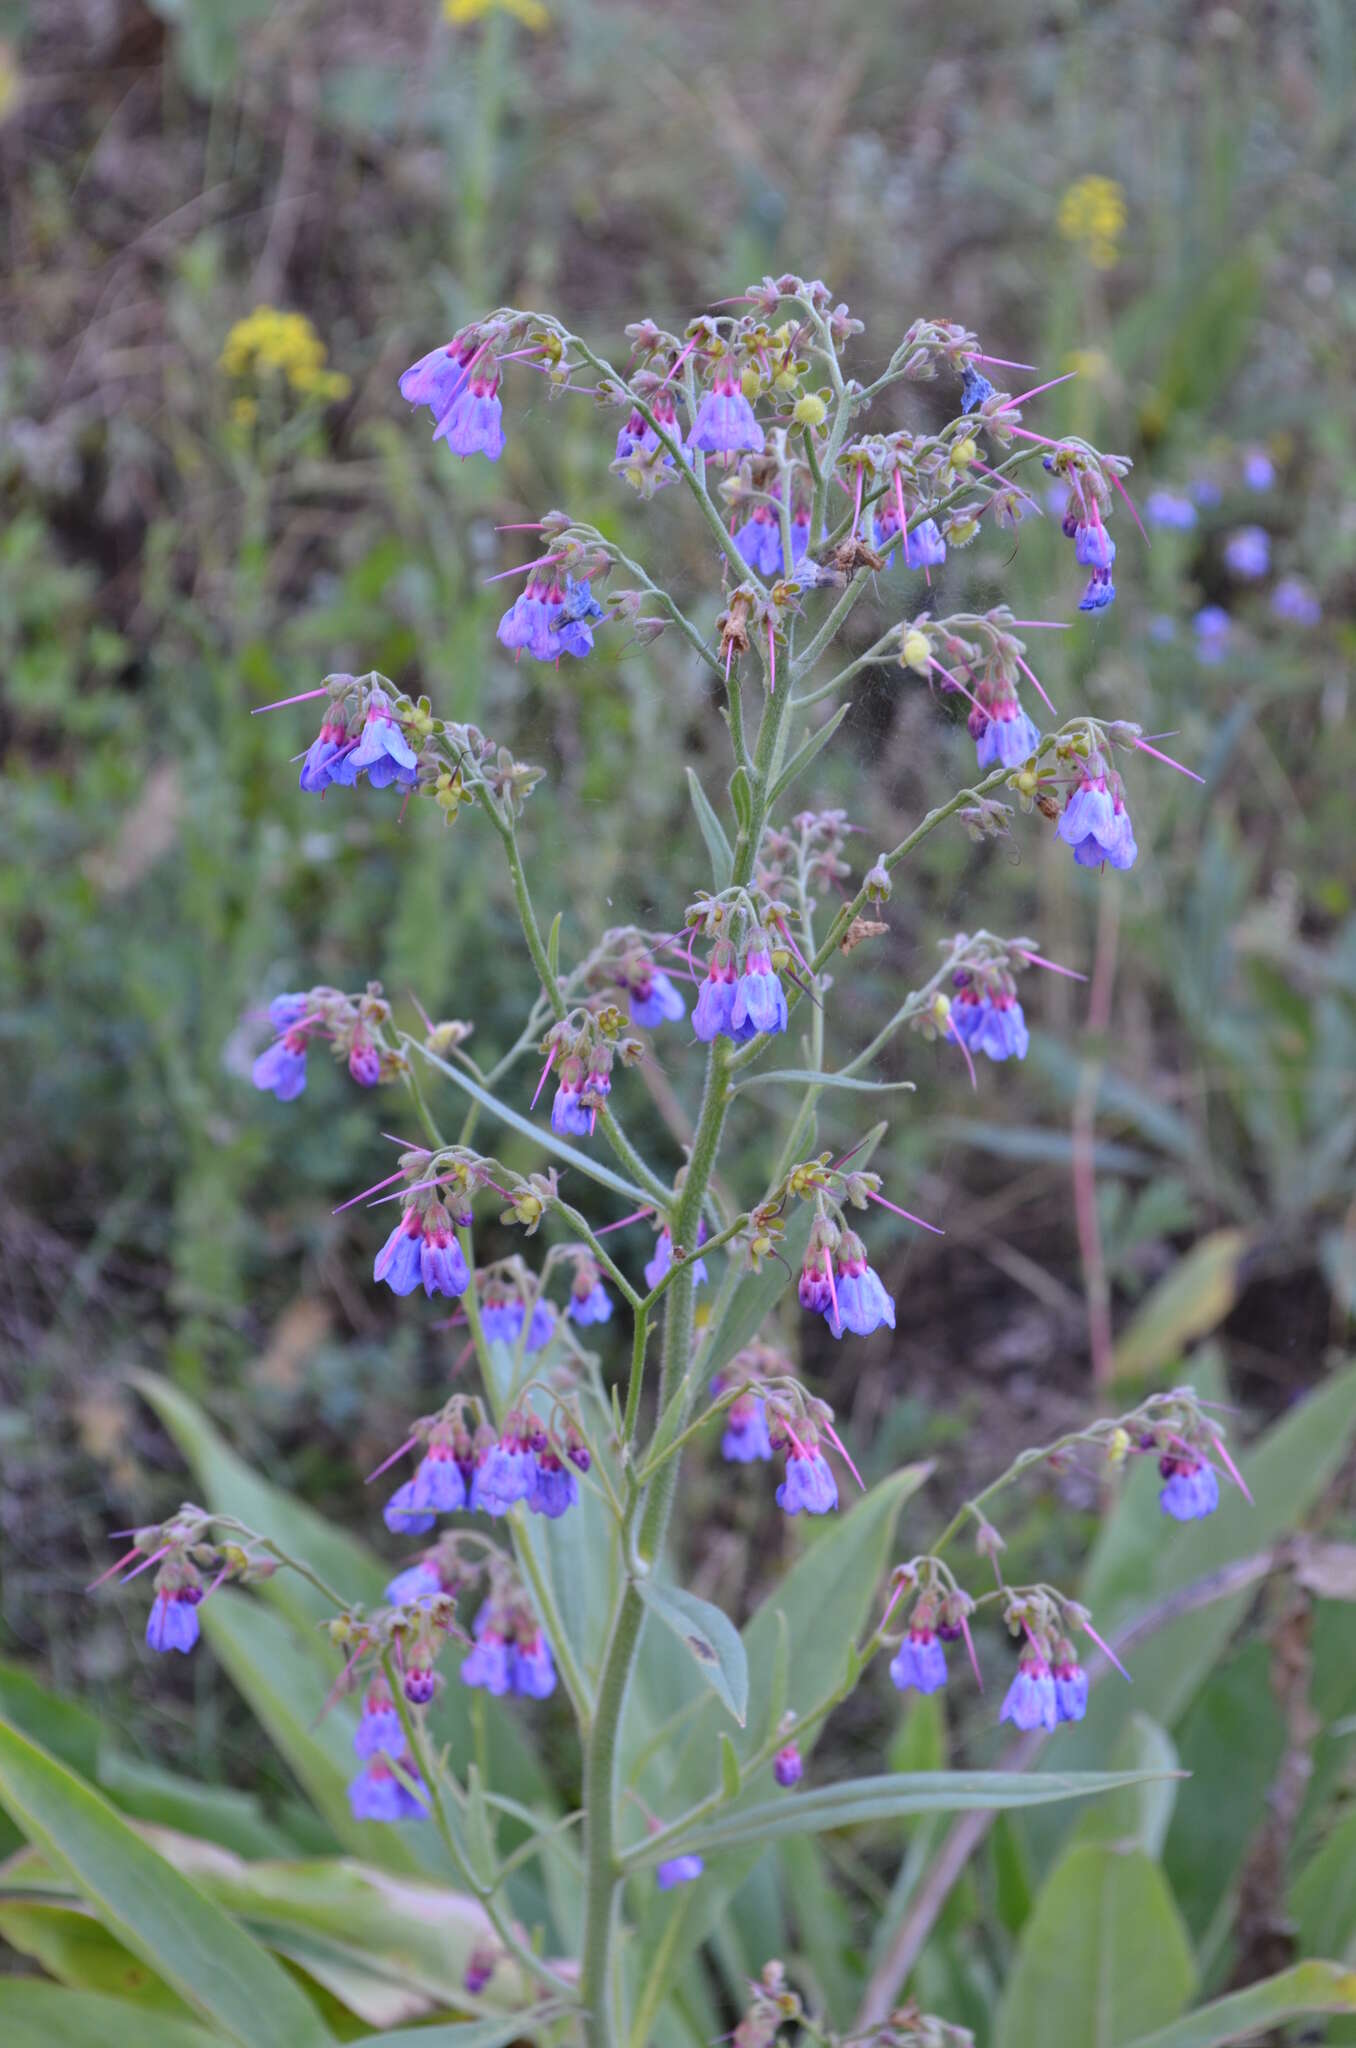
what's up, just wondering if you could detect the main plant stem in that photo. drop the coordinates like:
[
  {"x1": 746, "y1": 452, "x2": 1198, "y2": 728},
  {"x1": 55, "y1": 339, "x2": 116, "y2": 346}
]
[{"x1": 578, "y1": 655, "x2": 797, "y2": 2046}]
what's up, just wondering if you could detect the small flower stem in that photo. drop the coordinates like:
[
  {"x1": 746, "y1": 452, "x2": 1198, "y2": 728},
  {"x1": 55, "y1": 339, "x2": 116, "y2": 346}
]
[{"x1": 621, "y1": 1305, "x2": 650, "y2": 1445}]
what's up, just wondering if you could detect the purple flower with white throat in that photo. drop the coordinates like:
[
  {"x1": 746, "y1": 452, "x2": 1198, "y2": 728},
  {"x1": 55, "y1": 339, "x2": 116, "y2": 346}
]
[
  {"x1": 435, "y1": 370, "x2": 505, "y2": 461},
  {"x1": 252, "y1": 1029, "x2": 309, "y2": 1102},
  {"x1": 374, "y1": 1211, "x2": 424, "y2": 1297},
  {"x1": 721, "y1": 1390, "x2": 773, "y2": 1464},
  {"x1": 1056, "y1": 774, "x2": 1137, "y2": 871},
  {"x1": 1000, "y1": 1655, "x2": 1058, "y2": 1732},
  {"x1": 345, "y1": 688, "x2": 419, "y2": 790},
  {"x1": 731, "y1": 941, "x2": 788, "y2": 1041},
  {"x1": 776, "y1": 1445, "x2": 838, "y2": 1517},
  {"x1": 687, "y1": 372, "x2": 764, "y2": 456},
  {"x1": 1159, "y1": 1454, "x2": 1220, "y2": 1521},
  {"x1": 656, "y1": 1853, "x2": 704, "y2": 1890},
  {"x1": 145, "y1": 1583, "x2": 202, "y2": 1655},
  {"x1": 889, "y1": 1628, "x2": 948, "y2": 1696}
]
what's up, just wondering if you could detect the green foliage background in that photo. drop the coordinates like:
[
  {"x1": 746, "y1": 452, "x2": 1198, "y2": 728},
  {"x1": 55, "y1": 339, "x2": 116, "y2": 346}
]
[{"x1": 1, "y1": 0, "x2": 1355, "y2": 2041}]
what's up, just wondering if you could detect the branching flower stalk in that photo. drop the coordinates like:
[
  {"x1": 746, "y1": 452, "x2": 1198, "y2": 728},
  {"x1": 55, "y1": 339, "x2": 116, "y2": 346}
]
[{"x1": 98, "y1": 277, "x2": 1242, "y2": 2047}]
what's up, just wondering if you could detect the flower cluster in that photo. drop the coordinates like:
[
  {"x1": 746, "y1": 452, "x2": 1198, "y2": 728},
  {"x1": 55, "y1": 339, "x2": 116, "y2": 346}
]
[
  {"x1": 252, "y1": 983, "x2": 403, "y2": 1101},
  {"x1": 535, "y1": 1006, "x2": 643, "y2": 1140},
  {"x1": 218, "y1": 305, "x2": 350, "y2": 401}
]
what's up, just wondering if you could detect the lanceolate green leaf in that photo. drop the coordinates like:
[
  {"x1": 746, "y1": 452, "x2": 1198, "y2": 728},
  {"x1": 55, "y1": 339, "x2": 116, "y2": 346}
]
[
  {"x1": 637, "y1": 1580, "x2": 749, "y2": 1726},
  {"x1": 627, "y1": 1770, "x2": 1172, "y2": 1867},
  {"x1": 351, "y1": 2016, "x2": 566, "y2": 2047},
  {"x1": 412, "y1": 1041, "x2": 654, "y2": 1206},
  {"x1": 997, "y1": 1841, "x2": 1195, "y2": 2048},
  {"x1": 731, "y1": 1068, "x2": 916, "y2": 1095},
  {"x1": 0, "y1": 1982, "x2": 221, "y2": 2048},
  {"x1": 767, "y1": 701, "x2": 851, "y2": 808},
  {"x1": 1123, "y1": 1961, "x2": 1356, "y2": 2048},
  {"x1": 0, "y1": 1717, "x2": 333, "y2": 2048},
  {"x1": 686, "y1": 765, "x2": 734, "y2": 887}
]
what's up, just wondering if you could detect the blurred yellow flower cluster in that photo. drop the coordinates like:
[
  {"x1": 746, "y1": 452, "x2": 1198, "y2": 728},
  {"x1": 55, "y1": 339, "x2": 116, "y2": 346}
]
[
  {"x1": 218, "y1": 307, "x2": 351, "y2": 401},
  {"x1": 444, "y1": 0, "x2": 550, "y2": 30},
  {"x1": 1056, "y1": 175, "x2": 1127, "y2": 270},
  {"x1": 0, "y1": 44, "x2": 21, "y2": 124}
]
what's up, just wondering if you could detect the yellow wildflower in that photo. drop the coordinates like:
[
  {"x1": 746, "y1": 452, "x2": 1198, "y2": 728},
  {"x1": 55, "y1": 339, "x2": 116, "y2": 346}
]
[
  {"x1": 1056, "y1": 175, "x2": 1127, "y2": 270},
  {"x1": 218, "y1": 307, "x2": 351, "y2": 401},
  {"x1": 444, "y1": 0, "x2": 550, "y2": 29}
]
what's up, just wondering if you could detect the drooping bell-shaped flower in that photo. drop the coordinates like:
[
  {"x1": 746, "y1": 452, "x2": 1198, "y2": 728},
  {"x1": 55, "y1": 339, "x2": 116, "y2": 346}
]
[
  {"x1": 1054, "y1": 1662, "x2": 1089, "y2": 1723},
  {"x1": 509, "y1": 1627, "x2": 557, "y2": 1698},
  {"x1": 731, "y1": 940, "x2": 788, "y2": 1041},
  {"x1": 773, "y1": 1743, "x2": 803, "y2": 1787},
  {"x1": 1074, "y1": 520, "x2": 1116, "y2": 570},
  {"x1": 349, "y1": 1754, "x2": 427, "y2": 1822},
  {"x1": 775, "y1": 1445, "x2": 839, "y2": 1517},
  {"x1": 721, "y1": 1390, "x2": 773, "y2": 1464},
  {"x1": 252, "y1": 1030, "x2": 309, "y2": 1102},
  {"x1": 693, "y1": 943, "x2": 739, "y2": 1042},
  {"x1": 353, "y1": 1685, "x2": 403, "y2": 1759},
  {"x1": 474, "y1": 1431, "x2": 535, "y2": 1516},
  {"x1": 687, "y1": 372, "x2": 764, "y2": 456},
  {"x1": 903, "y1": 518, "x2": 947, "y2": 571},
  {"x1": 299, "y1": 719, "x2": 355, "y2": 793},
  {"x1": 399, "y1": 340, "x2": 474, "y2": 434},
  {"x1": 889, "y1": 1628, "x2": 948, "y2": 1696},
  {"x1": 385, "y1": 1557, "x2": 444, "y2": 1607},
  {"x1": 383, "y1": 1478, "x2": 435, "y2": 1536},
  {"x1": 145, "y1": 1584, "x2": 202, "y2": 1654},
  {"x1": 826, "y1": 1232, "x2": 895, "y2": 1340},
  {"x1": 960, "y1": 363, "x2": 995, "y2": 412},
  {"x1": 374, "y1": 1211, "x2": 424, "y2": 1297},
  {"x1": 951, "y1": 987, "x2": 1029, "y2": 1062},
  {"x1": 1077, "y1": 565, "x2": 1117, "y2": 612},
  {"x1": 550, "y1": 1055, "x2": 593, "y2": 1138},
  {"x1": 626, "y1": 963, "x2": 686, "y2": 1029},
  {"x1": 345, "y1": 688, "x2": 420, "y2": 789},
  {"x1": 734, "y1": 506, "x2": 785, "y2": 578},
  {"x1": 567, "y1": 1272, "x2": 612, "y2": 1326},
  {"x1": 435, "y1": 371, "x2": 505, "y2": 461},
  {"x1": 527, "y1": 1451, "x2": 578, "y2": 1520},
  {"x1": 656, "y1": 1853, "x2": 704, "y2": 1890},
  {"x1": 419, "y1": 1208, "x2": 470, "y2": 1300},
  {"x1": 1056, "y1": 775, "x2": 1138, "y2": 871},
  {"x1": 411, "y1": 1439, "x2": 469, "y2": 1516},
  {"x1": 974, "y1": 698, "x2": 1041, "y2": 771},
  {"x1": 1159, "y1": 1455, "x2": 1220, "y2": 1522},
  {"x1": 999, "y1": 1655, "x2": 1058, "y2": 1732}
]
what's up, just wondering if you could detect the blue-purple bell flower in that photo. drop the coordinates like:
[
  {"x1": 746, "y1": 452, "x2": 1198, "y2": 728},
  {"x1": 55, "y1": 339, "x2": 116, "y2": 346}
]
[
  {"x1": 527, "y1": 1454, "x2": 577, "y2": 1519},
  {"x1": 1054, "y1": 1663, "x2": 1089, "y2": 1723},
  {"x1": 628, "y1": 968, "x2": 686, "y2": 1028},
  {"x1": 776, "y1": 1448, "x2": 839, "y2": 1516},
  {"x1": 975, "y1": 704, "x2": 1041, "y2": 770},
  {"x1": 1078, "y1": 566, "x2": 1117, "y2": 612},
  {"x1": 509, "y1": 1631, "x2": 557, "y2": 1698},
  {"x1": 693, "y1": 957, "x2": 739, "y2": 1042},
  {"x1": 474, "y1": 1438, "x2": 534, "y2": 1516},
  {"x1": 903, "y1": 518, "x2": 947, "y2": 570},
  {"x1": 1159, "y1": 1457, "x2": 1220, "y2": 1521},
  {"x1": 1000, "y1": 1660, "x2": 1058, "y2": 1732},
  {"x1": 374, "y1": 1214, "x2": 424, "y2": 1296},
  {"x1": 346, "y1": 691, "x2": 420, "y2": 789},
  {"x1": 734, "y1": 509, "x2": 785, "y2": 578},
  {"x1": 353, "y1": 1701, "x2": 403, "y2": 1759},
  {"x1": 435, "y1": 375, "x2": 505, "y2": 461},
  {"x1": 1056, "y1": 777, "x2": 1138, "y2": 871},
  {"x1": 349, "y1": 1756, "x2": 427, "y2": 1822},
  {"x1": 961, "y1": 364, "x2": 995, "y2": 412},
  {"x1": 383, "y1": 1480, "x2": 435, "y2": 1537},
  {"x1": 385, "y1": 1559, "x2": 444, "y2": 1607},
  {"x1": 145, "y1": 1587, "x2": 202, "y2": 1654},
  {"x1": 644, "y1": 1224, "x2": 708, "y2": 1292},
  {"x1": 567, "y1": 1278, "x2": 612, "y2": 1326},
  {"x1": 656, "y1": 1854, "x2": 704, "y2": 1890},
  {"x1": 889, "y1": 1629, "x2": 948, "y2": 1695},
  {"x1": 687, "y1": 376, "x2": 764, "y2": 456},
  {"x1": 252, "y1": 1031, "x2": 308, "y2": 1102},
  {"x1": 1074, "y1": 521, "x2": 1116, "y2": 570},
  {"x1": 721, "y1": 1392, "x2": 773, "y2": 1464},
  {"x1": 411, "y1": 1445, "x2": 469, "y2": 1516},
  {"x1": 731, "y1": 948, "x2": 788, "y2": 1040},
  {"x1": 399, "y1": 343, "x2": 472, "y2": 433}
]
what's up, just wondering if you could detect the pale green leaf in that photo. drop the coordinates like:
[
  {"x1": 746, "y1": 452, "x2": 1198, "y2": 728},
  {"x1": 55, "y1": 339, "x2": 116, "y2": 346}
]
[
  {"x1": 1124, "y1": 1961, "x2": 1356, "y2": 2048},
  {"x1": 0, "y1": 1716, "x2": 332, "y2": 2048},
  {"x1": 1072, "y1": 1713, "x2": 1180, "y2": 1861},
  {"x1": 0, "y1": 1982, "x2": 220, "y2": 2048},
  {"x1": 997, "y1": 1842, "x2": 1195, "y2": 2048},
  {"x1": 351, "y1": 2016, "x2": 563, "y2": 2047},
  {"x1": 686, "y1": 765, "x2": 733, "y2": 886},
  {"x1": 767, "y1": 701, "x2": 851, "y2": 808},
  {"x1": 731, "y1": 1068, "x2": 916, "y2": 1095},
  {"x1": 629, "y1": 1769, "x2": 1173, "y2": 1867},
  {"x1": 638, "y1": 1580, "x2": 749, "y2": 1726},
  {"x1": 412, "y1": 1041, "x2": 653, "y2": 1207},
  {"x1": 1290, "y1": 1809, "x2": 1356, "y2": 1963},
  {"x1": 1112, "y1": 1229, "x2": 1252, "y2": 1382},
  {"x1": 0, "y1": 1899, "x2": 195, "y2": 2015}
]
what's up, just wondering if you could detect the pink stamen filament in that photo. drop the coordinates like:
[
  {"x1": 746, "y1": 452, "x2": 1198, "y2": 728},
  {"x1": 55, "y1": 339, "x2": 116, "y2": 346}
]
[
  {"x1": 593, "y1": 1205, "x2": 654, "y2": 1236},
  {"x1": 823, "y1": 1246, "x2": 841, "y2": 1331},
  {"x1": 1081, "y1": 1620, "x2": 1131, "y2": 1683},
  {"x1": 333, "y1": 1166, "x2": 411, "y2": 1216},
  {"x1": 483, "y1": 551, "x2": 565, "y2": 586},
  {"x1": 1109, "y1": 468, "x2": 1149, "y2": 546},
  {"x1": 366, "y1": 1435, "x2": 419, "y2": 1485},
  {"x1": 960, "y1": 1612, "x2": 985, "y2": 1692},
  {"x1": 1008, "y1": 619, "x2": 1071, "y2": 630},
  {"x1": 381, "y1": 1133, "x2": 431, "y2": 1151},
  {"x1": 530, "y1": 1046, "x2": 557, "y2": 1111},
  {"x1": 821, "y1": 1418, "x2": 865, "y2": 1493},
  {"x1": 926, "y1": 655, "x2": 986, "y2": 719},
  {"x1": 119, "y1": 1543, "x2": 173, "y2": 1585},
  {"x1": 864, "y1": 1187, "x2": 945, "y2": 1237},
  {"x1": 1130, "y1": 735, "x2": 1205, "y2": 786},
  {"x1": 946, "y1": 1015, "x2": 978, "y2": 1092},
  {"x1": 1015, "y1": 948, "x2": 1088, "y2": 983},
  {"x1": 998, "y1": 370, "x2": 1078, "y2": 412},
  {"x1": 1014, "y1": 652, "x2": 1057, "y2": 717},
  {"x1": 1210, "y1": 1434, "x2": 1254, "y2": 1504},
  {"x1": 87, "y1": 1546, "x2": 143, "y2": 1592},
  {"x1": 971, "y1": 353, "x2": 1037, "y2": 372},
  {"x1": 251, "y1": 685, "x2": 334, "y2": 716}
]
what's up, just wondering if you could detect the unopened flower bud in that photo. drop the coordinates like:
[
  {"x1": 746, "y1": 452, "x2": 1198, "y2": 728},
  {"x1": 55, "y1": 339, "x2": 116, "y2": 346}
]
[
  {"x1": 428, "y1": 1019, "x2": 474, "y2": 1056},
  {"x1": 792, "y1": 392, "x2": 827, "y2": 428},
  {"x1": 901, "y1": 626, "x2": 931, "y2": 674},
  {"x1": 1107, "y1": 1425, "x2": 1131, "y2": 1468},
  {"x1": 864, "y1": 859, "x2": 891, "y2": 904},
  {"x1": 951, "y1": 435, "x2": 978, "y2": 469},
  {"x1": 931, "y1": 991, "x2": 952, "y2": 1030}
]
